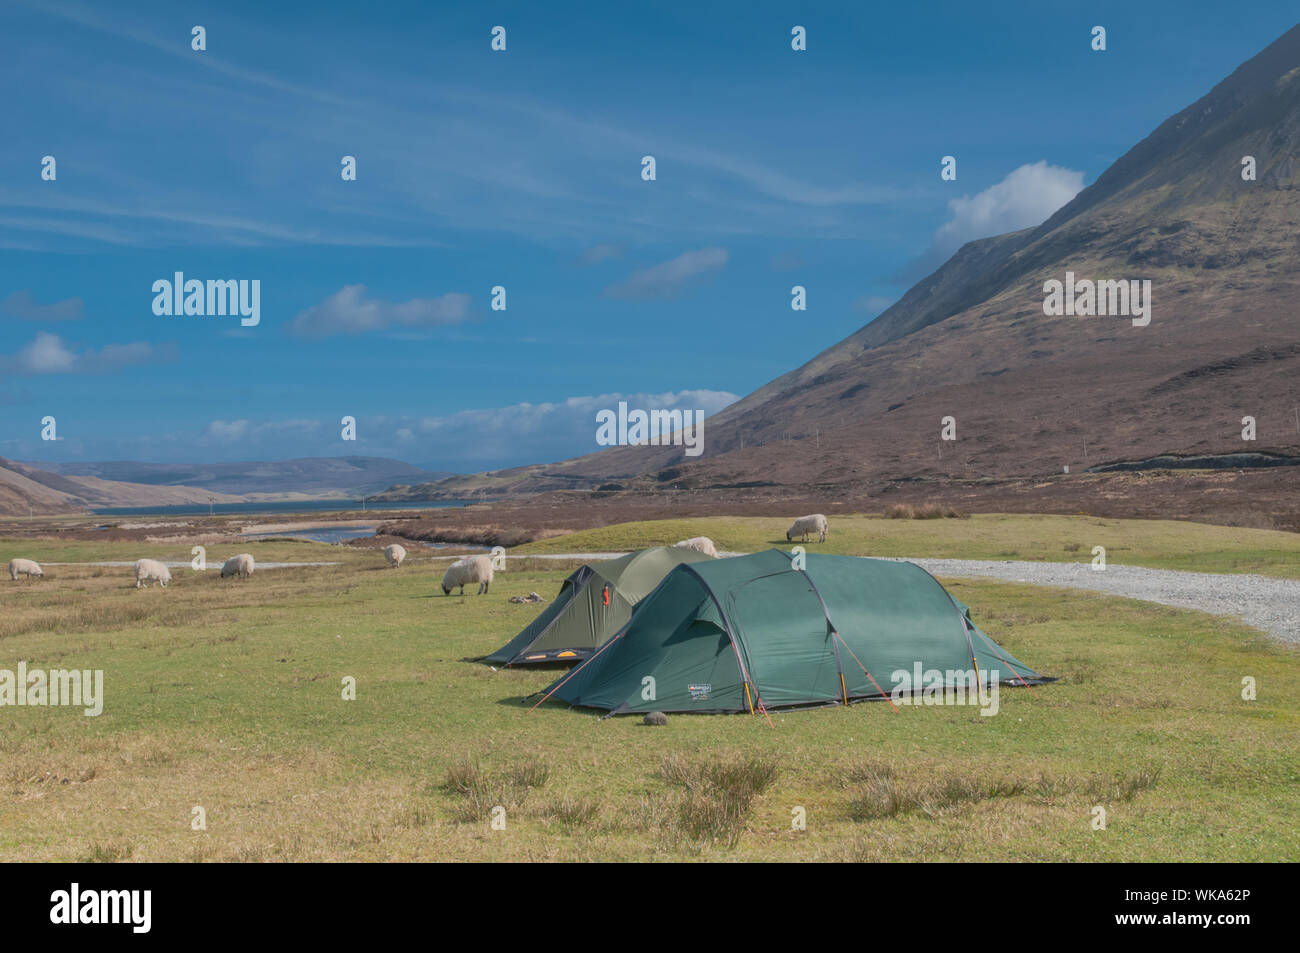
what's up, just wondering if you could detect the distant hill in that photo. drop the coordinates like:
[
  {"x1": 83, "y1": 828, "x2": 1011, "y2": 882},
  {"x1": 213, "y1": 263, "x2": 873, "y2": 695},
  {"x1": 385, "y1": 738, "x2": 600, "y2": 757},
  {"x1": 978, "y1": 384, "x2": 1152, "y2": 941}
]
[
  {"x1": 0, "y1": 457, "x2": 244, "y2": 516},
  {"x1": 34, "y1": 456, "x2": 454, "y2": 499},
  {"x1": 383, "y1": 24, "x2": 1300, "y2": 499}
]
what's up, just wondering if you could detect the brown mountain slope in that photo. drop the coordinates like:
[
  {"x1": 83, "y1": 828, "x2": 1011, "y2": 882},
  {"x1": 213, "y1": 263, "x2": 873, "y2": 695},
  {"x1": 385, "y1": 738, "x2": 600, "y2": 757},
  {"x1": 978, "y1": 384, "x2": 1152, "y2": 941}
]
[
  {"x1": 390, "y1": 23, "x2": 1300, "y2": 499},
  {"x1": 0, "y1": 458, "x2": 245, "y2": 515}
]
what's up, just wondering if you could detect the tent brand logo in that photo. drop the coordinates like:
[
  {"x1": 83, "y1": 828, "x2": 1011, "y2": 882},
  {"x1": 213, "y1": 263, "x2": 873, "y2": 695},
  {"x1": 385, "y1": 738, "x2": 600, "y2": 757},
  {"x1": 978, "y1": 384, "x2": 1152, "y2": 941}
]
[
  {"x1": 688, "y1": 683, "x2": 712, "y2": 701},
  {"x1": 151, "y1": 272, "x2": 261, "y2": 327},
  {"x1": 49, "y1": 883, "x2": 151, "y2": 933},
  {"x1": 889, "y1": 664, "x2": 1000, "y2": 716},
  {"x1": 594, "y1": 401, "x2": 704, "y2": 456},
  {"x1": 0, "y1": 662, "x2": 103, "y2": 716},
  {"x1": 1042, "y1": 271, "x2": 1151, "y2": 326}
]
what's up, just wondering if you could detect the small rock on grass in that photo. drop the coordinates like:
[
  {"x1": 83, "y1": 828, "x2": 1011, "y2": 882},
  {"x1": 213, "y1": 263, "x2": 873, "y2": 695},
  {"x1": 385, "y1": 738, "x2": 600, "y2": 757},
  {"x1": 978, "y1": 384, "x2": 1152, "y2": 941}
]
[{"x1": 644, "y1": 711, "x2": 668, "y2": 727}]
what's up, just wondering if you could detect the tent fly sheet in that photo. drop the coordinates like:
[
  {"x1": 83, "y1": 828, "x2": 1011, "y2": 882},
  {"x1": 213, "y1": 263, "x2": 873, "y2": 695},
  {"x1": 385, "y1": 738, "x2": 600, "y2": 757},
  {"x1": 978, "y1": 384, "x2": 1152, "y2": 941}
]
[
  {"x1": 537, "y1": 549, "x2": 1051, "y2": 714},
  {"x1": 481, "y1": 546, "x2": 715, "y2": 666}
]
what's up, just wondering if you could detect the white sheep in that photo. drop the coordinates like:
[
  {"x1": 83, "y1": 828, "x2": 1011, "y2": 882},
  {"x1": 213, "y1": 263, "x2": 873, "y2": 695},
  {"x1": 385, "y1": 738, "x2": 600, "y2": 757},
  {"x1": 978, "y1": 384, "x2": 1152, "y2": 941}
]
[
  {"x1": 8, "y1": 558, "x2": 44, "y2": 581},
  {"x1": 441, "y1": 554, "x2": 493, "y2": 595},
  {"x1": 384, "y1": 543, "x2": 407, "y2": 568},
  {"x1": 221, "y1": 553, "x2": 255, "y2": 580},
  {"x1": 673, "y1": 536, "x2": 719, "y2": 558},
  {"x1": 786, "y1": 513, "x2": 829, "y2": 544},
  {"x1": 134, "y1": 558, "x2": 172, "y2": 589}
]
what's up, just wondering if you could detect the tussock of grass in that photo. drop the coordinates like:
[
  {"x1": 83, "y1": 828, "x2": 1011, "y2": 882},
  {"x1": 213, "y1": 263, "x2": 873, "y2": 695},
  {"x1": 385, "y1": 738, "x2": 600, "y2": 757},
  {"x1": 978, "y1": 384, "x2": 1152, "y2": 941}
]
[
  {"x1": 81, "y1": 841, "x2": 134, "y2": 863},
  {"x1": 443, "y1": 755, "x2": 551, "y2": 822},
  {"x1": 848, "y1": 766, "x2": 1163, "y2": 821},
  {"x1": 850, "y1": 775, "x2": 1017, "y2": 820},
  {"x1": 540, "y1": 795, "x2": 602, "y2": 831},
  {"x1": 883, "y1": 503, "x2": 968, "y2": 520},
  {"x1": 1087, "y1": 765, "x2": 1163, "y2": 803},
  {"x1": 835, "y1": 760, "x2": 896, "y2": 787},
  {"x1": 659, "y1": 753, "x2": 780, "y2": 846}
]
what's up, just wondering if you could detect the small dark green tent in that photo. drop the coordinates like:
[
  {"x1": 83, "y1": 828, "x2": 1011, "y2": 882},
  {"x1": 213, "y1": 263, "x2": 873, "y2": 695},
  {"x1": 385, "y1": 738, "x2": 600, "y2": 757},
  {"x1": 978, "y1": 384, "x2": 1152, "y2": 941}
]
[
  {"x1": 537, "y1": 550, "x2": 1050, "y2": 714},
  {"x1": 481, "y1": 546, "x2": 715, "y2": 666}
]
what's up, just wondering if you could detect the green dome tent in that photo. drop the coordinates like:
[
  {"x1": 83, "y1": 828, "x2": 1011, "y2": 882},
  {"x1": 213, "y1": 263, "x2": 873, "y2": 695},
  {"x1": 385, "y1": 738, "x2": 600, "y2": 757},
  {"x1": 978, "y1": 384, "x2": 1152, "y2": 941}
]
[
  {"x1": 481, "y1": 546, "x2": 715, "y2": 666},
  {"x1": 535, "y1": 549, "x2": 1050, "y2": 714}
]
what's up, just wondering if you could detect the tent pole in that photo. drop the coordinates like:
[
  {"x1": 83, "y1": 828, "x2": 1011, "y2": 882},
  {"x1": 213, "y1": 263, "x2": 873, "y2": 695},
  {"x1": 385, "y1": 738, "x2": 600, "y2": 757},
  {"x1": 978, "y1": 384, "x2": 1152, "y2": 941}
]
[{"x1": 834, "y1": 633, "x2": 901, "y2": 713}]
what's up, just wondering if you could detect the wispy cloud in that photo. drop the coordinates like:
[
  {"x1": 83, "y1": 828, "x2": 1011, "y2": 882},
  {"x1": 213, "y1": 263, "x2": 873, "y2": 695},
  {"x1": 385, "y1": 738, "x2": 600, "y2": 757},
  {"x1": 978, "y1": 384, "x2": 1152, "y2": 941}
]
[
  {"x1": 577, "y1": 243, "x2": 623, "y2": 266},
  {"x1": 768, "y1": 251, "x2": 804, "y2": 272},
  {"x1": 853, "y1": 295, "x2": 896, "y2": 316},
  {"x1": 605, "y1": 247, "x2": 729, "y2": 299},
  {"x1": 289, "y1": 285, "x2": 474, "y2": 338},
  {"x1": 0, "y1": 290, "x2": 84, "y2": 322},
  {"x1": 201, "y1": 418, "x2": 323, "y2": 445},
  {"x1": 171, "y1": 390, "x2": 739, "y2": 469},
  {"x1": 7, "y1": 1, "x2": 909, "y2": 250}
]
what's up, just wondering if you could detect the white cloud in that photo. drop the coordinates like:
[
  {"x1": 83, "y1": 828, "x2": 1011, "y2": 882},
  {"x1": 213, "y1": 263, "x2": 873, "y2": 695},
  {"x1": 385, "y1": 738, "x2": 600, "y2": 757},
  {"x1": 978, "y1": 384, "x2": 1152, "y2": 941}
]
[
  {"x1": 185, "y1": 390, "x2": 738, "y2": 470},
  {"x1": 290, "y1": 285, "x2": 473, "y2": 337},
  {"x1": 934, "y1": 160, "x2": 1084, "y2": 253},
  {"x1": 17, "y1": 332, "x2": 77, "y2": 373},
  {"x1": 605, "y1": 248, "x2": 729, "y2": 299},
  {"x1": 1, "y1": 332, "x2": 167, "y2": 375},
  {"x1": 891, "y1": 161, "x2": 1086, "y2": 284},
  {"x1": 410, "y1": 389, "x2": 739, "y2": 466},
  {"x1": 201, "y1": 418, "x2": 322, "y2": 445}
]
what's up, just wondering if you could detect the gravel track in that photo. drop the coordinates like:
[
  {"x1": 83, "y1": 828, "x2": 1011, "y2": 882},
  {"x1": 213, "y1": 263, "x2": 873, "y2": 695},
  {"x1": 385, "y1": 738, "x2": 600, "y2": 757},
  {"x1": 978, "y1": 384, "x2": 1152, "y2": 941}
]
[{"x1": 902, "y1": 558, "x2": 1299, "y2": 645}]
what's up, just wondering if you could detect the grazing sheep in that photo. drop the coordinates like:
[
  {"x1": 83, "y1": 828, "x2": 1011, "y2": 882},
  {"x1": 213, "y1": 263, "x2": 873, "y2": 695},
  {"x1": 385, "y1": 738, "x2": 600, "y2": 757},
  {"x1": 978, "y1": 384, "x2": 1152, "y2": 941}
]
[
  {"x1": 644, "y1": 711, "x2": 669, "y2": 727},
  {"x1": 786, "y1": 513, "x2": 829, "y2": 544},
  {"x1": 673, "y1": 536, "x2": 719, "y2": 558},
  {"x1": 441, "y1": 554, "x2": 493, "y2": 596},
  {"x1": 383, "y1": 544, "x2": 407, "y2": 568},
  {"x1": 9, "y1": 557, "x2": 44, "y2": 581},
  {"x1": 220, "y1": 553, "x2": 255, "y2": 580},
  {"x1": 134, "y1": 558, "x2": 172, "y2": 589}
]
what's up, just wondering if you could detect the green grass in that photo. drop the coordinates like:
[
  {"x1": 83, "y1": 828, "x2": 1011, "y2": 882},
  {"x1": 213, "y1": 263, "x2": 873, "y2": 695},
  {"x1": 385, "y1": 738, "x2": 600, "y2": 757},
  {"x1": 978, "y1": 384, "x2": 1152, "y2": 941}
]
[
  {"x1": 0, "y1": 517, "x2": 1296, "y2": 861},
  {"x1": 513, "y1": 513, "x2": 1300, "y2": 579},
  {"x1": 0, "y1": 534, "x2": 372, "y2": 567}
]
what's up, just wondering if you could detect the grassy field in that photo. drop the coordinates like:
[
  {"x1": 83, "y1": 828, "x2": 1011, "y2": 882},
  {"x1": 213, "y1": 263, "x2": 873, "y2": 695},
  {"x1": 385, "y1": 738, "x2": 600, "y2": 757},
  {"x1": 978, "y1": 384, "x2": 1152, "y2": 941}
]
[
  {"x1": 514, "y1": 513, "x2": 1300, "y2": 579},
  {"x1": 0, "y1": 516, "x2": 1297, "y2": 862}
]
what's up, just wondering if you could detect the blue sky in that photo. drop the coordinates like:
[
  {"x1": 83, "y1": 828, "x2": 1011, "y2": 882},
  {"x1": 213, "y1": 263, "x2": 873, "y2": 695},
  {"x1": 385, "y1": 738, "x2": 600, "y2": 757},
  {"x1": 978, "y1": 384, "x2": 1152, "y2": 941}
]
[{"x1": 2, "y1": 0, "x2": 1296, "y2": 471}]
